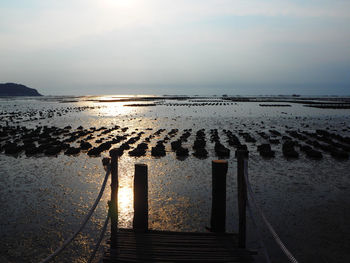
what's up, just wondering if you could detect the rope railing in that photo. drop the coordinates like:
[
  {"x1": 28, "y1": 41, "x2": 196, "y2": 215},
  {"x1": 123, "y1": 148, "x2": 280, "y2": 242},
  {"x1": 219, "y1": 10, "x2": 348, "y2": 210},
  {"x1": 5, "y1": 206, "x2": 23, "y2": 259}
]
[
  {"x1": 39, "y1": 163, "x2": 111, "y2": 263},
  {"x1": 246, "y1": 201, "x2": 271, "y2": 263},
  {"x1": 88, "y1": 212, "x2": 110, "y2": 263},
  {"x1": 242, "y1": 157, "x2": 299, "y2": 263}
]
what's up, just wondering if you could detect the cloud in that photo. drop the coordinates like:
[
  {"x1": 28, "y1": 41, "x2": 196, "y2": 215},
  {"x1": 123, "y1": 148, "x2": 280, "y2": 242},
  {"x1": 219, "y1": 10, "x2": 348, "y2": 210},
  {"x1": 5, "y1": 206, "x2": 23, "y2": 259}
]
[
  {"x1": 0, "y1": 0, "x2": 349, "y2": 94},
  {"x1": 1, "y1": 0, "x2": 349, "y2": 49}
]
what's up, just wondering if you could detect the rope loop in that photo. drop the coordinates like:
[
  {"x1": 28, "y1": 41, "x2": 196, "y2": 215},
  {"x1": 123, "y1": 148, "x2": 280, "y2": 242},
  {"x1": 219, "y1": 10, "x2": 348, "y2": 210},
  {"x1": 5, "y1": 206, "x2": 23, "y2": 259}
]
[
  {"x1": 87, "y1": 212, "x2": 110, "y2": 263},
  {"x1": 39, "y1": 164, "x2": 111, "y2": 263},
  {"x1": 243, "y1": 158, "x2": 298, "y2": 263}
]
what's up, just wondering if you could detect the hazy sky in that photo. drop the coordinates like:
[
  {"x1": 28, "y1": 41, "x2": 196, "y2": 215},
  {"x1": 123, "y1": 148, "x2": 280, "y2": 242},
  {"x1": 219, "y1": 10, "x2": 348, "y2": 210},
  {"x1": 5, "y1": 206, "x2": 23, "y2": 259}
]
[{"x1": 1, "y1": 0, "x2": 349, "y2": 95}]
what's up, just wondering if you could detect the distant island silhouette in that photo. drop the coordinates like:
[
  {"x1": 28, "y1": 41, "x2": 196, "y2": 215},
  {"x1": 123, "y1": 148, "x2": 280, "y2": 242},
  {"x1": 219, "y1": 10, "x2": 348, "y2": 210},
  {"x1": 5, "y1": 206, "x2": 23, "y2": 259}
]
[{"x1": 0, "y1": 83, "x2": 42, "y2": 96}]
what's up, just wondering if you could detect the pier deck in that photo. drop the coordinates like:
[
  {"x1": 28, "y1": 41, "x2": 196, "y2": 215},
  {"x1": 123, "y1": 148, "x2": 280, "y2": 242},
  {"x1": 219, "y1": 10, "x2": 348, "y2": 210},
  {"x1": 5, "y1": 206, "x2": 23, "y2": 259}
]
[{"x1": 103, "y1": 229, "x2": 255, "y2": 263}]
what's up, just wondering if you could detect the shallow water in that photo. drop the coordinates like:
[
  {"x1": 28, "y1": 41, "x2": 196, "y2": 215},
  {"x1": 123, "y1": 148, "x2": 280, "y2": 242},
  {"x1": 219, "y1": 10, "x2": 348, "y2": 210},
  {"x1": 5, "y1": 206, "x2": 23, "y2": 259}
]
[{"x1": 0, "y1": 96, "x2": 349, "y2": 263}]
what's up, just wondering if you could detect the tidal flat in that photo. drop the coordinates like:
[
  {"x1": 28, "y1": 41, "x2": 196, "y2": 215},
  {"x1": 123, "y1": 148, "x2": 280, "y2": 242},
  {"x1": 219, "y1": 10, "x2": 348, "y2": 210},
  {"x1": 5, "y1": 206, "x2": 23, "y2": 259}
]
[{"x1": 1, "y1": 95, "x2": 349, "y2": 263}]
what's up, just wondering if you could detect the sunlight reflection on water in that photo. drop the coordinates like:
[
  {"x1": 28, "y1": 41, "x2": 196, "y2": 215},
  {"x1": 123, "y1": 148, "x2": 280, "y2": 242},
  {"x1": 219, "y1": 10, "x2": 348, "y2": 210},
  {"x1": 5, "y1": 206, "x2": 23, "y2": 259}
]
[{"x1": 117, "y1": 186, "x2": 133, "y2": 228}]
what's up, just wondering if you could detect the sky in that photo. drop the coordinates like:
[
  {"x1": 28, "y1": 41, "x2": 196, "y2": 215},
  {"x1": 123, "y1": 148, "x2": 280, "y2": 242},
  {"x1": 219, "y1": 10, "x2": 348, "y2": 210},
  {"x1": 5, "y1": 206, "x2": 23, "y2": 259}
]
[{"x1": 0, "y1": 0, "x2": 349, "y2": 95}]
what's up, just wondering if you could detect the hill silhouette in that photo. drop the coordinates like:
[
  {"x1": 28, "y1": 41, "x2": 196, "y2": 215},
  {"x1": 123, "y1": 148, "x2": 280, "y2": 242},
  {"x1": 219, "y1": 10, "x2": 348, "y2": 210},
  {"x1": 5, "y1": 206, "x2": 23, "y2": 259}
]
[{"x1": 0, "y1": 83, "x2": 42, "y2": 96}]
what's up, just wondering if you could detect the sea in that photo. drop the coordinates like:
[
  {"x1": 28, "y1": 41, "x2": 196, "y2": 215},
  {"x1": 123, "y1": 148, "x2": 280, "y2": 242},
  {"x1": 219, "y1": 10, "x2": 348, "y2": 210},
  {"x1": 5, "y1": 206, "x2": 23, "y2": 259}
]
[{"x1": 0, "y1": 95, "x2": 349, "y2": 263}]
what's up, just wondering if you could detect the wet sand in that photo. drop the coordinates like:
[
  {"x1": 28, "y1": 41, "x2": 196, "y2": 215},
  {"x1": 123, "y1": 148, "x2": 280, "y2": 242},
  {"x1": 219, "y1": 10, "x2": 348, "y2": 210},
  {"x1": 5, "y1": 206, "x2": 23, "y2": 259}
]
[{"x1": 0, "y1": 95, "x2": 349, "y2": 262}]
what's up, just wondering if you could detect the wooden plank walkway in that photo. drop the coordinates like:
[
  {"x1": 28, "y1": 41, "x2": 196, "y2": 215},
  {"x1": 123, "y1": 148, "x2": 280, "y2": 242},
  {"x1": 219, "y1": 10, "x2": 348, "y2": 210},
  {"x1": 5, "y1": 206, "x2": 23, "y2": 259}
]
[{"x1": 103, "y1": 229, "x2": 255, "y2": 263}]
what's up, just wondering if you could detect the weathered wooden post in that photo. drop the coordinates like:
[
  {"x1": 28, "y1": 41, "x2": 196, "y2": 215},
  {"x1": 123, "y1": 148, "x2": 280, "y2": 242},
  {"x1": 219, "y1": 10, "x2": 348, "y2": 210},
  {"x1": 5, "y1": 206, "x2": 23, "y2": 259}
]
[
  {"x1": 133, "y1": 163, "x2": 148, "y2": 231},
  {"x1": 109, "y1": 150, "x2": 119, "y2": 250},
  {"x1": 210, "y1": 160, "x2": 228, "y2": 232},
  {"x1": 236, "y1": 150, "x2": 248, "y2": 248}
]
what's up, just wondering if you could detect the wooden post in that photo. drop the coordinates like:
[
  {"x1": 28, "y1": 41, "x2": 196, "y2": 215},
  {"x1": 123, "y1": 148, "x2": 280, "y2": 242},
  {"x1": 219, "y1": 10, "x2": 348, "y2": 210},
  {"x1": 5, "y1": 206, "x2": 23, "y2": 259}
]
[
  {"x1": 133, "y1": 163, "x2": 148, "y2": 231},
  {"x1": 236, "y1": 150, "x2": 248, "y2": 248},
  {"x1": 109, "y1": 151, "x2": 119, "y2": 250},
  {"x1": 210, "y1": 160, "x2": 228, "y2": 232}
]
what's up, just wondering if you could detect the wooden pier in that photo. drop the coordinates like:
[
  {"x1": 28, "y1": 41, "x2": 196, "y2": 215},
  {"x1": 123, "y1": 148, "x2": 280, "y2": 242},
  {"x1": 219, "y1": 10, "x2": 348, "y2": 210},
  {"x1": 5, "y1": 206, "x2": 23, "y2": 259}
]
[
  {"x1": 103, "y1": 229, "x2": 254, "y2": 263},
  {"x1": 103, "y1": 150, "x2": 255, "y2": 263}
]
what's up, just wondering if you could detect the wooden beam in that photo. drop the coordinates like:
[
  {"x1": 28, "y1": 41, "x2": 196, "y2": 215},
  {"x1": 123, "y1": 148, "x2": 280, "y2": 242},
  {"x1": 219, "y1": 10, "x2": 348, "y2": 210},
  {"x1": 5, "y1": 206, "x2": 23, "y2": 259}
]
[
  {"x1": 133, "y1": 163, "x2": 148, "y2": 231},
  {"x1": 236, "y1": 150, "x2": 248, "y2": 248},
  {"x1": 211, "y1": 160, "x2": 228, "y2": 232}
]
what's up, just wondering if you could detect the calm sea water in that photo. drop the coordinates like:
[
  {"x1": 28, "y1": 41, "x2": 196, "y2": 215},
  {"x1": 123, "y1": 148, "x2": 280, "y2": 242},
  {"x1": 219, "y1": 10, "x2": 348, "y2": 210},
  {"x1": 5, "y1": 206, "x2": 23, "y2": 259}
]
[{"x1": 1, "y1": 96, "x2": 349, "y2": 262}]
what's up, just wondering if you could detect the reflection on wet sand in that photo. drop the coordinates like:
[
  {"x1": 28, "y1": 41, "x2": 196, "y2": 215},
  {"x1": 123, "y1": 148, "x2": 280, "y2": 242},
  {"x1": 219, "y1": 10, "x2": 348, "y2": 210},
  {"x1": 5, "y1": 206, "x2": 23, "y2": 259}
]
[
  {"x1": 0, "y1": 95, "x2": 349, "y2": 262},
  {"x1": 117, "y1": 186, "x2": 134, "y2": 228}
]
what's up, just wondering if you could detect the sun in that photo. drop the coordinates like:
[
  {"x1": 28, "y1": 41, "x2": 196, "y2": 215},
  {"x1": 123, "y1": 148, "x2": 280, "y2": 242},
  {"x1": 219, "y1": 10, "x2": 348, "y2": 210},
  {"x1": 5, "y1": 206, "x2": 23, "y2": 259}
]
[{"x1": 105, "y1": 0, "x2": 138, "y2": 8}]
